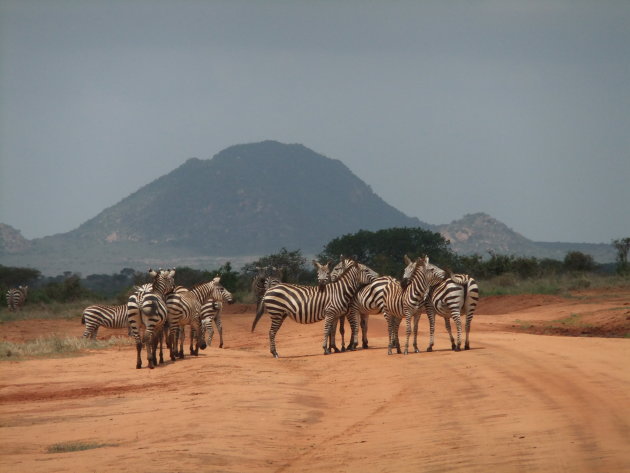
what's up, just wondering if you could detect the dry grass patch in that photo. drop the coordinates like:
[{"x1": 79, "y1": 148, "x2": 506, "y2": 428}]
[{"x1": 0, "y1": 335, "x2": 133, "y2": 360}]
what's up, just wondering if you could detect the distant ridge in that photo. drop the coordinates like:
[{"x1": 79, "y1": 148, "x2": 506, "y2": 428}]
[
  {"x1": 69, "y1": 140, "x2": 426, "y2": 253},
  {"x1": 0, "y1": 142, "x2": 617, "y2": 275},
  {"x1": 435, "y1": 213, "x2": 615, "y2": 263}
]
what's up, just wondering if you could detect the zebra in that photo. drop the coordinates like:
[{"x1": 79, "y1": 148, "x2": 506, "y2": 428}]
[
  {"x1": 403, "y1": 255, "x2": 479, "y2": 351},
  {"x1": 252, "y1": 257, "x2": 376, "y2": 358},
  {"x1": 342, "y1": 276, "x2": 397, "y2": 351},
  {"x1": 166, "y1": 276, "x2": 222, "y2": 360},
  {"x1": 379, "y1": 255, "x2": 436, "y2": 355},
  {"x1": 199, "y1": 283, "x2": 235, "y2": 348},
  {"x1": 81, "y1": 303, "x2": 129, "y2": 339},
  {"x1": 6, "y1": 285, "x2": 28, "y2": 311},
  {"x1": 326, "y1": 257, "x2": 380, "y2": 351},
  {"x1": 127, "y1": 269, "x2": 175, "y2": 369}
]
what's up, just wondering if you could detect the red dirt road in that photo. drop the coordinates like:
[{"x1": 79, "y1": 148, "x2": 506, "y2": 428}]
[{"x1": 1, "y1": 289, "x2": 629, "y2": 473}]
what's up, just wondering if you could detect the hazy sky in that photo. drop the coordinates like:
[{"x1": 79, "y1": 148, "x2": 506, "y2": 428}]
[{"x1": 1, "y1": 0, "x2": 628, "y2": 244}]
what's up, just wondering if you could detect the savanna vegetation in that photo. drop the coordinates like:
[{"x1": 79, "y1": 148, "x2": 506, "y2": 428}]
[{"x1": 2, "y1": 227, "x2": 628, "y2": 327}]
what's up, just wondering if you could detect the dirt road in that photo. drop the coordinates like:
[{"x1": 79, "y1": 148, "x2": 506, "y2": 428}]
[{"x1": 1, "y1": 290, "x2": 629, "y2": 472}]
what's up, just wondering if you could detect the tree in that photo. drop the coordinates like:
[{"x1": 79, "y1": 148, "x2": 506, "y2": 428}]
[
  {"x1": 241, "y1": 248, "x2": 310, "y2": 284},
  {"x1": 612, "y1": 237, "x2": 630, "y2": 275},
  {"x1": 563, "y1": 251, "x2": 595, "y2": 272},
  {"x1": 320, "y1": 227, "x2": 455, "y2": 277}
]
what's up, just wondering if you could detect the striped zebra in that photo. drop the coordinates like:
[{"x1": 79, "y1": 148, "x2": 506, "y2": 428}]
[
  {"x1": 81, "y1": 303, "x2": 129, "y2": 339},
  {"x1": 379, "y1": 255, "x2": 435, "y2": 355},
  {"x1": 127, "y1": 269, "x2": 175, "y2": 369},
  {"x1": 327, "y1": 257, "x2": 380, "y2": 351},
  {"x1": 166, "y1": 276, "x2": 222, "y2": 360},
  {"x1": 199, "y1": 283, "x2": 235, "y2": 348},
  {"x1": 252, "y1": 257, "x2": 376, "y2": 357},
  {"x1": 6, "y1": 285, "x2": 28, "y2": 311},
  {"x1": 404, "y1": 255, "x2": 479, "y2": 351},
  {"x1": 342, "y1": 276, "x2": 397, "y2": 351}
]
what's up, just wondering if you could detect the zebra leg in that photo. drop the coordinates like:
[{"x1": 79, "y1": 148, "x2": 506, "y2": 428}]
[
  {"x1": 208, "y1": 317, "x2": 215, "y2": 346},
  {"x1": 322, "y1": 314, "x2": 335, "y2": 355},
  {"x1": 386, "y1": 314, "x2": 396, "y2": 355},
  {"x1": 190, "y1": 325, "x2": 197, "y2": 356},
  {"x1": 269, "y1": 315, "x2": 287, "y2": 358},
  {"x1": 216, "y1": 315, "x2": 224, "y2": 348},
  {"x1": 338, "y1": 315, "x2": 346, "y2": 352},
  {"x1": 135, "y1": 339, "x2": 143, "y2": 369},
  {"x1": 464, "y1": 313, "x2": 473, "y2": 350},
  {"x1": 412, "y1": 313, "x2": 420, "y2": 353},
  {"x1": 393, "y1": 317, "x2": 402, "y2": 354},
  {"x1": 178, "y1": 326, "x2": 185, "y2": 358},
  {"x1": 444, "y1": 318, "x2": 457, "y2": 350},
  {"x1": 361, "y1": 315, "x2": 369, "y2": 349},
  {"x1": 403, "y1": 312, "x2": 412, "y2": 355},
  {"x1": 453, "y1": 312, "x2": 463, "y2": 351},
  {"x1": 327, "y1": 317, "x2": 340, "y2": 353},
  {"x1": 426, "y1": 307, "x2": 436, "y2": 352},
  {"x1": 157, "y1": 328, "x2": 165, "y2": 364},
  {"x1": 168, "y1": 327, "x2": 177, "y2": 361}
]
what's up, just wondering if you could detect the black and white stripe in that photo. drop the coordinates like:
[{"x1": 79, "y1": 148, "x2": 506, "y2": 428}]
[
  {"x1": 199, "y1": 284, "x2": 235, "y2": 348},
  {"x1": 81, "y1": 303, "x2": 129, "y2": 339},
  {"x1": 327, "y1": 258, "x2": 379, "y2": 351},
  {"x1": 380, "y1": 255, "x2": 435, "y2": 355},
  {"x1": 6, "y1": 285, "x2": 28, "y2": 311},
  {"x1": 127, "y1": 269, "x2": 175, "y2": 369},
  {"x1": 415, "y1": 257, "x2": 479, "y2": 352},
  {"x1": 166, "y1": 277, "x2": 222, "y2": 360},
  {"x1": 252, "y1": 257, "x2": 376, "y2": 357}
]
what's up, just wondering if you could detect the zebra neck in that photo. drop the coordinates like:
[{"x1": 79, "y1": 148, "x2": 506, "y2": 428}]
[{"x1": 191, "y1": 282, "x2": 216, "y2": 302}]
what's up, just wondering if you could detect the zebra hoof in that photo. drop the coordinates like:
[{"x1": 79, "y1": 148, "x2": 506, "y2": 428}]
[
  {"x1": 414, "y1": 348, "x2": 420, "y2": 353},
  {"x1": 426, "y1": 347, "x2": 433, "y2": 352},
  {"x1": 465, "y1": 344, "x2": 470, "y2": 350}
]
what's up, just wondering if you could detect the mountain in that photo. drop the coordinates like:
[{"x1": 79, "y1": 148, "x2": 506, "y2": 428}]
[
  {"x1": 435, "y1": 213, "x2": 616, "y2": 263},
  {"x1": 1, "y1": 141, "x2": 427, "y2": 274},
  {"x1": 70, "y1": 141, "x2": 427, "y2": 253},
  {"x1": 0, "y1": 224, "x2": 32, "y2": 254},
  {"x1": 0, "y1": 142, "x2": 617, "y2": 275}
]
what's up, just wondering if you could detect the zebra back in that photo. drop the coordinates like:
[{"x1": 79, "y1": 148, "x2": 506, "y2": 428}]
[
  {"x1": 82, "y1": 304, "x2": 128, "y2": 338},
  {"x1": 253, "y1": 260, "x2": 368, "y2": 330}
]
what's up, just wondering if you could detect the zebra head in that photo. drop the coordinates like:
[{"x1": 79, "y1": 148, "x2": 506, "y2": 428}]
[
  {"x1": 401, "y1": 254, "x2": 429, "y2": 289},
  {"x1": 148, "y1": 268, "x2": 176, "y2": 295},
  {"x1": 330, "y1": 255, "x2": 378, "y2": 285},
  {"x1": 210, "y1": 283, "x2": 234, "y2": 304},
  {"x1": 312, "y1": 260, "x2": 331, "y2": 288}
]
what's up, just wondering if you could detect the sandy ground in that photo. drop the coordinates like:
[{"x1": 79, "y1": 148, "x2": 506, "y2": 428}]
[{"x1": 0, "y1": 289, "x2": 629, "y2": 473}]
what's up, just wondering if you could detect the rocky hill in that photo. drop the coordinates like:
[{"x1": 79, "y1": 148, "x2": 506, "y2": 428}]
[
  {"x1": 435, "y1": 213, "x2": 616, "y2": 263},
  {"x1": 0, "y1": 142, "x2": 617, "y2": 275}
]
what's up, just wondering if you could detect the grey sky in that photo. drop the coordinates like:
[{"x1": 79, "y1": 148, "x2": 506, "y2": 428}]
[{"x1": 1, "y1": 0, "x2": 628, "y2": 244}]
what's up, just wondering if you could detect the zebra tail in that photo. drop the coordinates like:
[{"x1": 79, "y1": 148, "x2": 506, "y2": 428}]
[
  {"x1": 81, "y1": 314, "x2": 85, "y2": 325},
  {"x1": 251, "y1": 300, "x2": 266, "y2": 332}
]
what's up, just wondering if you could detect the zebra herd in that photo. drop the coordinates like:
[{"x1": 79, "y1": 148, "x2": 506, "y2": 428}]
[
  {"x1": 253, "y1": 255, "x2": 479, "y2": 358},
  {"x1": 81, "y1": 269, "x2": 234, "y2": 369},
  {"x1": 8, "y1": 254, "x2": 478, "y2": 366}
]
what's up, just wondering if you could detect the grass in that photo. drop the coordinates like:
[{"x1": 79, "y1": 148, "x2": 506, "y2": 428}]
[
  {"x1": 0, "y1": 299, "x2": 107, "y2": 324},
  {"x1": 479, "y1": 273, "x2": 630, "y2": 296},
  {"x1": 47, "y1": 441, "x2": 116, "y2": 453},
  {"x1": 0, "y1": 335, "x2": 133, "y2": 361}
]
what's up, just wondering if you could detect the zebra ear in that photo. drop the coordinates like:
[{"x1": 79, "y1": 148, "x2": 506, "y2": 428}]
[
  {"x1": 213, "y1": 276, "x2": 221, "y2": 284},
  {"x1": 148, "y1": 268, "x2": 157, "y2": 278},
  {"x1": 404, "y1": 255, "x2": 412, "y2": 266},
  {"x1": 312, "y1": 260, "x2": 319, "y2": 268}
]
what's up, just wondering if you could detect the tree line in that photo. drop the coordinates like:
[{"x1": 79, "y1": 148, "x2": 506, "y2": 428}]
[{"x1": 1, "y1": 229, "x2": 628, "y2": 305}]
